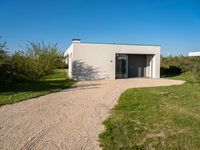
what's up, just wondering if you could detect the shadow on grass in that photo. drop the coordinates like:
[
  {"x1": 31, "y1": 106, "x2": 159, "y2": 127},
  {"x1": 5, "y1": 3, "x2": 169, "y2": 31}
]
[
  {"x1": 0, "y1": 69, "x2": 75, "y2": 106},
  {"x1": 161, "y1": 72, "x2": 181, "y2": 78},
  {"x1": 160, "y1": 66, "x2": 182, "y2": 78},
  {"x1": 0, "y1": 79, "x2": 74, "y2": 93}
]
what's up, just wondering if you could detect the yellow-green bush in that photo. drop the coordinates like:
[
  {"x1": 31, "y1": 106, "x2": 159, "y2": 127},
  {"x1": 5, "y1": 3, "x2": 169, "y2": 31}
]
[
  {"x1": 161, "y1": 55, "x2": 200, "y2": 81},
  {"x1": 0, "y1": 41, "x2": 12, "y2": 85},
  {"x1": 0, "y1": 40, "x2": 65, "y2": 85}
]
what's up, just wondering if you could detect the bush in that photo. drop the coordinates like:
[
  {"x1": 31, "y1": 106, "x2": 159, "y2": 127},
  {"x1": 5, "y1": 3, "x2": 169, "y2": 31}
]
[
  {"x1": 0, "y1": 40, "x2": 12, "y2": 85},
  {"x1": 161, "y1": 55, "x2": 190, "y2": 72},
  {"x1": 10, "y1": 41, "x2": 65, "y2": 81},
  {"x1": 189, "y1": 56, "x2": 200, "y2": 81},
  {"x1": 161, "y1": 55, "x2": 200, "y2": 81},
  {"x1": 0, "y1": 40, "x2": 66, "y2": 86}
]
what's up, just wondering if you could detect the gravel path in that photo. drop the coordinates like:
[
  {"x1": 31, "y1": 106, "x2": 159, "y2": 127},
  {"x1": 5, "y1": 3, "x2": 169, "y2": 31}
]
[{"x1": 0, "y1": 78, "x2": 184, "y2": 150}]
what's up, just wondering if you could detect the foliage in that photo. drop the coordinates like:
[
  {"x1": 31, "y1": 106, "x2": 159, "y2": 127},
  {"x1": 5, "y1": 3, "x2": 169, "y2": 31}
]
[
  {"x1": 0, "y1": 40, "x2": 66, "y2": 85},
  {"x1": 10, "y1": 42, "x2": 63, "y2": 81},
  {"x1": 0, "y1": 39, "x2": 12, "y2": 85},
  {"x1": 161, "y1": 55, "x2": 200, "y2": 81},
  {"x1": 161, "y1": 55, "x2": 190, "y2": 72},
  {"x1": 188, "y1": 56, "x2": 200, "y2": 81},
  {"x1": 160, "y1": 66, "x2": 182, "y2": 77}
]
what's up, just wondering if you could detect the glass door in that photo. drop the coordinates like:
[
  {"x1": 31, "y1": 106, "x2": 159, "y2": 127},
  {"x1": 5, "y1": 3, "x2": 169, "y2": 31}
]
[{"x1": 116, "y1": 54, "x2": 128, "y2": 78}]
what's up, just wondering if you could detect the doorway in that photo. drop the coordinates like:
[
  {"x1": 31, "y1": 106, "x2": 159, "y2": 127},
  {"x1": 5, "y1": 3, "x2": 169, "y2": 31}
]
[
  {"x1": 115, "y1": 54, "x2": 128, "y2": 78},
  {"x1": 115, "y1": 54, "x2": 152, "y2": 79},
  {"x1": 128, "y1": 54, "x2": 147, "y2": 77}
]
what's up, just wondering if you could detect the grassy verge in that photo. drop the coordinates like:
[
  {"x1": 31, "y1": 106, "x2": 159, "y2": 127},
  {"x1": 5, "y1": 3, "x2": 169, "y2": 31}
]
[
  {"x1": 0, "y1": 69, "x2": 74, "y2": 106},
  {"x1": 161, "y1": 71, "x2": 192, "y2": 81},
  {"x1": 99, "y1": 73, "x2": 200, "y2": 150}
]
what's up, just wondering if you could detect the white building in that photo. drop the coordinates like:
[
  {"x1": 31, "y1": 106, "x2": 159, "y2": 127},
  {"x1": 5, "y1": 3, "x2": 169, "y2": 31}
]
[
  {"x1": 189, "y1": 52, "x2": 200, "y2": 57},
  {"x1": 64, "y1": 39, "x2": 160, "y2": 81}
]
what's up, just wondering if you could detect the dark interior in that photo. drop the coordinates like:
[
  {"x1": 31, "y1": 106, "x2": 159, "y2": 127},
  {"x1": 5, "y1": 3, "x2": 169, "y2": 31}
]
[
  {"x1": 128, "y1": 54, "x2": 146, "y2": 77},
  {"x1": 116, "y1": 54, "x2": 147, "y2": 79}
]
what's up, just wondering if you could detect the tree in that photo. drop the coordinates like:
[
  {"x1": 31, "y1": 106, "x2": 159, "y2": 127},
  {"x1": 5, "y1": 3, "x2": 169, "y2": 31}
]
[{"x1": 0, "y1": 37, "x2": 12, "y2": 85}]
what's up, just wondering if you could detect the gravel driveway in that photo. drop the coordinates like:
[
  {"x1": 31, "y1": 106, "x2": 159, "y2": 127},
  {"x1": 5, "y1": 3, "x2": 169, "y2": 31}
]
[{"x1": 0, "y1": 78, "x2": 184, "y2": 150}]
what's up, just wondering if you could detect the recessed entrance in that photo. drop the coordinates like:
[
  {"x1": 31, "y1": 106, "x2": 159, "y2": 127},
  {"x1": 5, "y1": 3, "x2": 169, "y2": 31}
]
[
  {"x1": 116, "y1": 54, "x2": 154, "y2": 79},
  {"x1": 128, "y1": 54, "x2": 146, "y2": 77}
]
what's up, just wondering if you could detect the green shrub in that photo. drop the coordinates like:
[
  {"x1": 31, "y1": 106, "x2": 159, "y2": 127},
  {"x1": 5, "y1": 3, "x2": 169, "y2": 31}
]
[
  {"x1": 188, "y1": 56, "x2": 200, "y2": 81},
  {"x1": 161, "y1": 55, "x2": 190, "y2": 73},
  {"x1": 10, "y1": 41, "x2": 64, "y2": 81},
  {"x1": 0, "y1": 40, "x2": 12, "y2": 85},
  {"x1": 0, "y1": 40, "x2": 66, "y2": 86},
  {"x1": 160, "y1": 66, "x2": 182, "y2": 77},
  {"x1": 161, "y1": 55, "x2": 200, "y2": 81}
]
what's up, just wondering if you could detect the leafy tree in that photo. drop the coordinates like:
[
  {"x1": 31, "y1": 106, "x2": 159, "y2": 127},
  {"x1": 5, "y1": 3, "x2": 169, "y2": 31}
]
[
  {"x1": 1, "y1": 39, "x2": 66, "y2": 86},
  {"x1": 0, "y1": 38, "x2": 12, "y2": 85},
  {"x1": 11, "y1": 41, "x2": 65, "y2": 81},
  {"x1": 161, "y1": 55, "x2": 200, "y2": 81}
]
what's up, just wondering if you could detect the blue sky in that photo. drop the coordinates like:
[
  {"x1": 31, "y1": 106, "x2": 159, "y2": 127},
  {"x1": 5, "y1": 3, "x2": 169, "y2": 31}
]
[{"x1": 0, "y1": 0, "x2": 200, "y2": 55}]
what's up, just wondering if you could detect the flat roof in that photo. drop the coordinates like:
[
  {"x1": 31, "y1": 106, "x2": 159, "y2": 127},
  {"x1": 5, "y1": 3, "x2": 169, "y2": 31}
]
[{"x1": 74, "y1": 41, "x2": 160, "y2": 47}]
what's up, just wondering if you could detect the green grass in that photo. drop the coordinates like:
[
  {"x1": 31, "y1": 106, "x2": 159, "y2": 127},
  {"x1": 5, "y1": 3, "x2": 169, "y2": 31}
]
[
  {"x1": 161, "y1": 71, "x2": 192, "y2": 81},
  {"x1": 0, "y1": 69, "x2": 74, "y2": 106},
  {"x1": 99, "y1": 73, "x2": 200, "y2": 150}
]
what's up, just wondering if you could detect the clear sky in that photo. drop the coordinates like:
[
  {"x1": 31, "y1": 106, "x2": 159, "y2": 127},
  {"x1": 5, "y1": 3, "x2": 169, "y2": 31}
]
[{"x1": 1, "y1": 0, "x2": 200, "y2": 55}]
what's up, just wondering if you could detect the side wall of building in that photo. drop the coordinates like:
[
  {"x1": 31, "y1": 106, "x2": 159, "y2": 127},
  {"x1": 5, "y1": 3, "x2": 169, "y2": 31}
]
[
  {"x1": 189, "y1": 52, "x2": 200, "y2": 56},
  {"x1": 64, "y1": 44, "x2": 73, "y2": 78},
  {"x1": 70, "y1": 43, "x2": 160, "y2": 80}
]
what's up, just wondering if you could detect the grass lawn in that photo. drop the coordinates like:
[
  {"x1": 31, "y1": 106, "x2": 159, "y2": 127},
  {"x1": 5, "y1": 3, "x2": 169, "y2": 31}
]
[
  {"x1": 0, "y1": 69, "x2": 74, "y2": 106},
  {"x1": 99, "y1": 73, "x2": 200, "y2": 150},
  {"x1": 161, "y1": 71, "x2": 192, "y2": 81}
]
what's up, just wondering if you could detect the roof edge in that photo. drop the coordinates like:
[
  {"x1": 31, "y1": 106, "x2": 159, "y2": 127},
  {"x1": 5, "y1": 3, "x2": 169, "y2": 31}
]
[{"x1": 74, "y1": 41, "x2": 160, "y2": 47}]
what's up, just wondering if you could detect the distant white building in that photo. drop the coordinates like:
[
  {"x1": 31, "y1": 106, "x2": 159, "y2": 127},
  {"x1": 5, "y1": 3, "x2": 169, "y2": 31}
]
[
  {"x1": 64, "y1": 39, "x2": 160, "y2": 81},
  {"x1": 189, "y1": 52, "x2": 200, "y2": 57}
]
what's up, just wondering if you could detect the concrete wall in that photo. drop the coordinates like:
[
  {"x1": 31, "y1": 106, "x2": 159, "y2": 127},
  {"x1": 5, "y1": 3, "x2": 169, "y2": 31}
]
[
  {"x1": 65, "y1": 42, "x2": 160, "y2": 80},
  {"x1": 146, "y1": 55, "x2": 153, "y2": 78},
  {"x1": 189, "y1": 52, "x2": 200, "y2": 56},
  {"x1": 64, "y1": 44, "x2": 73, "y2": 78}
]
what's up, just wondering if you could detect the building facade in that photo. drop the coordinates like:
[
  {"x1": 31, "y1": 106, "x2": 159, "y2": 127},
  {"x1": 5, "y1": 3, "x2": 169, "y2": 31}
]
[
  {"x1": 64, "y1": 39, "x2": 160, "y2": 80},
  {"x1": 189, "y1": 52, "x2": 200, "y2": 57}
]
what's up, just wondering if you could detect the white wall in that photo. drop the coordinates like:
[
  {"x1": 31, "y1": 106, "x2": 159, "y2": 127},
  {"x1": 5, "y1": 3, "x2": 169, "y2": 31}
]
[
  {"x1": 189, "y1": 52, "x2": 200, "y2": 56},
  {"x1": 64, "y1": 44, "x2": 73, "y2": 78},
  {"x1": 146, "y1": 55, "x2": 154, "y2": 78},
  {"x1": 66, "y1": 42, "x2": 160, "y2": 80}
]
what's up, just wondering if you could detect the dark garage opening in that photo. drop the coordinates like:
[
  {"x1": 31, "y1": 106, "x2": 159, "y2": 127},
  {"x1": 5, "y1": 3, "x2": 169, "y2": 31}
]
[
  {"x1": 116, "y1": 54, "x2": 147, "y2": 79},
  {"x1": 128, "y1": 54, "x2": 146, "y2": 77}
]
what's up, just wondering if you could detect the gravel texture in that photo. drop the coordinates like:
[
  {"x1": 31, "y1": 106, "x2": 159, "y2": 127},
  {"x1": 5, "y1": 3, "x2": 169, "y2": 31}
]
[{"x1": 0, "y1": 78, "x2": 184, "y2": 150}]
